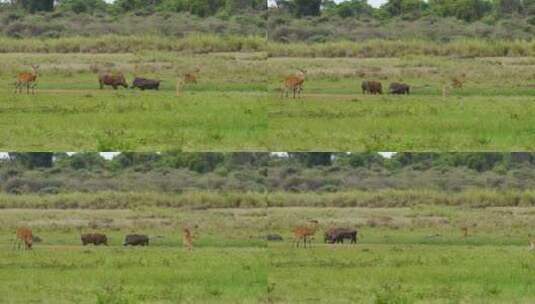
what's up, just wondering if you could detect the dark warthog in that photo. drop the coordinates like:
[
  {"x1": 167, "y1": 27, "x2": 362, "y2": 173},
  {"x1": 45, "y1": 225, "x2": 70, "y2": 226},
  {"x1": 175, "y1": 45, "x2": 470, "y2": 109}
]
[
  {"x1": 81, "y1": 233, "x2": 108, "y2": 246},
  {"x1": 389, "y1": 82, "x2": 410, "y2": 95},
  {"x1": 265, "y1": 234, "x2": 284, "y2": 241},
  {"x1": 124, "y1": 234, "x2": 149, "y2": 246},
  {"x1": 98, "y1": 72, "x2": 128, "y2": 90},
  {"x1": 131, "y1": 77, "x2": 161, "y2": 90},
  {"x1": 324, "y1": 228, "x2": 358, "y2": 244},
  {"x1": 362, "y1": 80, "x2": 383, "y2": 95}
]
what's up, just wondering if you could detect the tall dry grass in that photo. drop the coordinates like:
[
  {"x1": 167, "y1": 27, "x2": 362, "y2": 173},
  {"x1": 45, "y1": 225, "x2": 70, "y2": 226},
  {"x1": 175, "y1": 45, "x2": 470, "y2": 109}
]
[
  {"x1": 1, "y1": 190, "x2": 534, "y2": 209},
  {"x1": 266, "y1": 39, "x2": 535, "y2": 58},
  {"x1": 0, "y1": 35, "x2": 533, "y2": 57},
  {"x1": 0, "y1": 34, "x2": 266, "y2": 53}
]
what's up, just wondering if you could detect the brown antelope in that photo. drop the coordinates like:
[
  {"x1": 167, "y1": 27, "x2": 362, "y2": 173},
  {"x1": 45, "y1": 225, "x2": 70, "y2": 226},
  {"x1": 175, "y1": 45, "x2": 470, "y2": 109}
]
[
  {"x1": 451, "y1": 73, "x2": 466, "y2": 89},
  {"x1": 461, "y1": 226, "x2": 469, "y2": 238},
  {"x1": 460, "y1": 223, "x2": 476, "y2": 238},
  {"x1": 281, "y1": 69, "x2": 306, "y2": 99},
  {"x1": 15, "y1": 65, "x2": 39, "y2": 94},
  {"x1": 182, "y1": 227, "x2": 194, "y2": 251},
  {"x1": 14, "y1": 227, "x2": 33, "y2": 250},
  {"x1": 184, "y1": 67, "x2": 200, "y2": 84},
  {"x1": 293, "y1": 220, "x2": 319, "y2": 248}
]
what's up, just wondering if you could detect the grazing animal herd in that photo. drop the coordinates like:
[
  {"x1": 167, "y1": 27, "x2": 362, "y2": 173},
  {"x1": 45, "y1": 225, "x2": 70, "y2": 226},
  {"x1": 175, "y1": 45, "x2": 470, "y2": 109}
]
[
  {"x1": 288, "y1": 220, "x2": 359, "y2": 248},
  {"x1": 12, "y1": 64, "x2": 413, "y2": 98},
  {"x1": 12, "y1": 227, "x2": 194, "y2": 250},
  {"x1": 9, "y1": 224, "x2": 535, "y2": 251},
  {"x1": 13, "y1": 65, "x2": 200, "y2": 94},
  {"x1": 279, "y1": 69, "x2": 413, "y2": 99}
]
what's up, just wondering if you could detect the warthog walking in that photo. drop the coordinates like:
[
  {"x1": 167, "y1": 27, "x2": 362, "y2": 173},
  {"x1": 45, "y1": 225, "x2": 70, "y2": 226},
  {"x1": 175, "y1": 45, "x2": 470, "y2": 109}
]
[
  {"x1": 324, "y1": 228, "x2": 358, "y2": 244},
  {"x1": 131, "y1": 77, "x2": 161, "y2": 90},
  {"x1": 81, "y1": 233, "x2": 108, "y2": 246},
  {"x1": 362, "y1": 80, "x2": 382, "y2": 95},
  {"x1": 124, "y1": 234, "x2": 149, "y2": 246},
  {"x1": 98, "y1": 72, "x2": 128, "y2": 90},
  {"x1": 389, "y1": 82, "x2": 410, "y2": 95}
]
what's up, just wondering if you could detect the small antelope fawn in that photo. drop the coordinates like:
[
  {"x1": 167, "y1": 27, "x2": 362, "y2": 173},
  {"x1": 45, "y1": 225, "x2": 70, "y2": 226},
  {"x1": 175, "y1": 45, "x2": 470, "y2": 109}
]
[
  {"x1": 182, "y1": 227, "x2": 194, "y2": 251},
  {"x1": 281, "y1": 69, "x2": 306, "y2": 99},
  {"x1": 293, "y1": 220, "x2": 319, "y2": 248},
  {"x1": 15, "y1": 64, "x2": 39, "y2": 94},
  {"x1": 14, "y1": 227, "x2": 33, "y2": 250},
  {"x1": 461, "y1": 226, "x2": 469, "y2": 238},
  {"x1": 183, "y1": 68, "x2": 200, "y2": 84},
  {"x1": 460, "y1": 223, "x2": 476, "y2": 238},
  {"x1": 451, "y1": 73, "x2": 466, "y2": 89}
]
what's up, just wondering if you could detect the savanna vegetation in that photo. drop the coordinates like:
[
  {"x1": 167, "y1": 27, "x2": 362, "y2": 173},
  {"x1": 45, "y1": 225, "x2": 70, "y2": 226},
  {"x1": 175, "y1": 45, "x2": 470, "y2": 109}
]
[
  {"x1": 0, "y1": 207, "x2": 268, "y2": 303},
  {"x1": 269, "y1": 0, "x2": 535, "y2": 42},
  {"x1": 0, "y1": 2, "x2": 534, "y2": 151},
  {"x1": 3, "y1": 122, "x2": 531, "y2": 293},
  {"x1": 268, "y1": 206, "x2": 535, "y2": 303},
  {"x1": 1, "y1": 153, "x2": 534, "y2": 303},
  {"x1": 3, "y1": 152, "x2": 535, "y2": 208},
  {"x1": 0, "y1": 0, "x2": 266, "y2": 38},
  {"x1": 1, "y1": 53, "x2": 535, "y2": 150}
]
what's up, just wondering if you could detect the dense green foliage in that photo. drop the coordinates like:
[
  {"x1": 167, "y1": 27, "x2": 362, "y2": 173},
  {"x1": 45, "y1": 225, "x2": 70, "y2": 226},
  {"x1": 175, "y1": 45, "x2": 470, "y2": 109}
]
[
  {"x1": 4, "y1": 153, "x2": 535, "y2": 197},
  {"x1": 268, "y1": 0, "x2": 535, "y2": 41},
  {"x1": 2, "y1": 0, "x2": 534, "y2": 40},
  {"x1": 8, "y1": 0, "x2": 266, "y2": 15},
  {"x1": 272, "y1": 0, "x2": 533, "y2": 21}
]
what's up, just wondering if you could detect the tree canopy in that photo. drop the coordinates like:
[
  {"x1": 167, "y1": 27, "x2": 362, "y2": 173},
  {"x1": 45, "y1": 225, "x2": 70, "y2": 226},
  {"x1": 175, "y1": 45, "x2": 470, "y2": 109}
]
[{"x1": 5, "y1": 0, "x2": 528, "y2": 23}]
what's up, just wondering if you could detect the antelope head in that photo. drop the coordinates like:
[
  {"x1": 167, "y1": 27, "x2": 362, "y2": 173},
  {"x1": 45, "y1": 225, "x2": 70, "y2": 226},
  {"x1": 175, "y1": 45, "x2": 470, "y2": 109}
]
[{"x1": 30, "y1": 64, "x2": 39, "y2": 76}]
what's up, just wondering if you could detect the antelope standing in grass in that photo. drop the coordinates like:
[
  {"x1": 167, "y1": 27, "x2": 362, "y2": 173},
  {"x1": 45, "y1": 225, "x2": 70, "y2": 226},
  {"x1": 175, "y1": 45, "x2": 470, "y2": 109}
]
[
  {"x1": 293, "y1": 220, "x2": 319, "y2": 248},
  {"x1": 184, "y1": 67, "x2": 200, "y2": 84},
  {"x1": 13, "y1": 227, "x2": 33, "y2": 250},
  {"x1": 15, "y1": 65, "x2": 39, "y2": 94},
  {"x1": 451, "y1": 73, "x2": 466, "y2": 89},
  {"x1": 460, "y1": 223, "x2": 476, "y2": 238},
  {"x1": 182, "y1": 227, "x2": 194, "y2": 251},
  {"x1": 529, "y1": 234, "x2": 534, "y2": 251},
  {"x1": 281, "y1": 69, "x2": 306, "y2": 99}
]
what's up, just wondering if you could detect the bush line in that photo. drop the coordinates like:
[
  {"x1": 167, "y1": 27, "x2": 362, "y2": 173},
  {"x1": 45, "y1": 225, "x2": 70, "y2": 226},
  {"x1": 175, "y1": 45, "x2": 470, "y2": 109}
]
[
  {"x1": 0, "y1": 35, "x2": 533, "y2": 57},
  {"x1": 1, "y1": 190, "x2": 535, "y2": 209}
]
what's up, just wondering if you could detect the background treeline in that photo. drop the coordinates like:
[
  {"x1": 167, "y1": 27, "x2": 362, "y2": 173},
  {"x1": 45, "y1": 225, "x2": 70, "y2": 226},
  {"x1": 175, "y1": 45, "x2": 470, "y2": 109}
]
[
  {"x1": 0, "y1": 0, "x2": 266, "y2": 38},
  {"x1": 1, "y1": 0, "x2": 534, "y2": 41},
  {"x1": 3, "y1": 152, "x2": 535, "y2": 195},
  {"x1": 269, "y1": 0, "x2": 535, "y2": 41}
]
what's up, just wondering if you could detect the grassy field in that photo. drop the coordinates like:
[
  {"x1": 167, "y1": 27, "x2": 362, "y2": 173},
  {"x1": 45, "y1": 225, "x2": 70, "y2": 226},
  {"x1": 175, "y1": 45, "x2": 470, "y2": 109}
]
[
  {"x1": 0, "y1": 208, "x2": 268, "y2": 304},
  {"x1": 0, "y1": 53, "x2": 535, "y2": 150},
  {"x1": 1, "y1": 204, "x2": 534, "y2": 303},
  {"x1": 268, "y1": 206, "x2": 535, "y2": 303}
]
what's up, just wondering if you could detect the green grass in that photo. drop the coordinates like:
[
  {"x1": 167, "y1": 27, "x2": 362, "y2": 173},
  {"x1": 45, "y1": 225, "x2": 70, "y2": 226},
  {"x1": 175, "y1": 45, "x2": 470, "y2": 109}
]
[
  {"x1": 1, "y1": 53, "x2": 535, "y2": 150},
  {"x1": 0, "y1": 247, "x2": 267, "y2": 304},
  {"x1": 3, "y1": 189, "x2": 535, "y2": 210},
  {"x1": 0, "y1": 208, "x2": 268, "y2": 303},
  {"x1": 268, "y1": 206, "x2": 535, "y2": 303},
  {"x1": 1, "y1": 205, "x2": 534, "y2": 303},
  {"x1": 269, "y1": 244, "x2": 535, "y2": 303}
]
